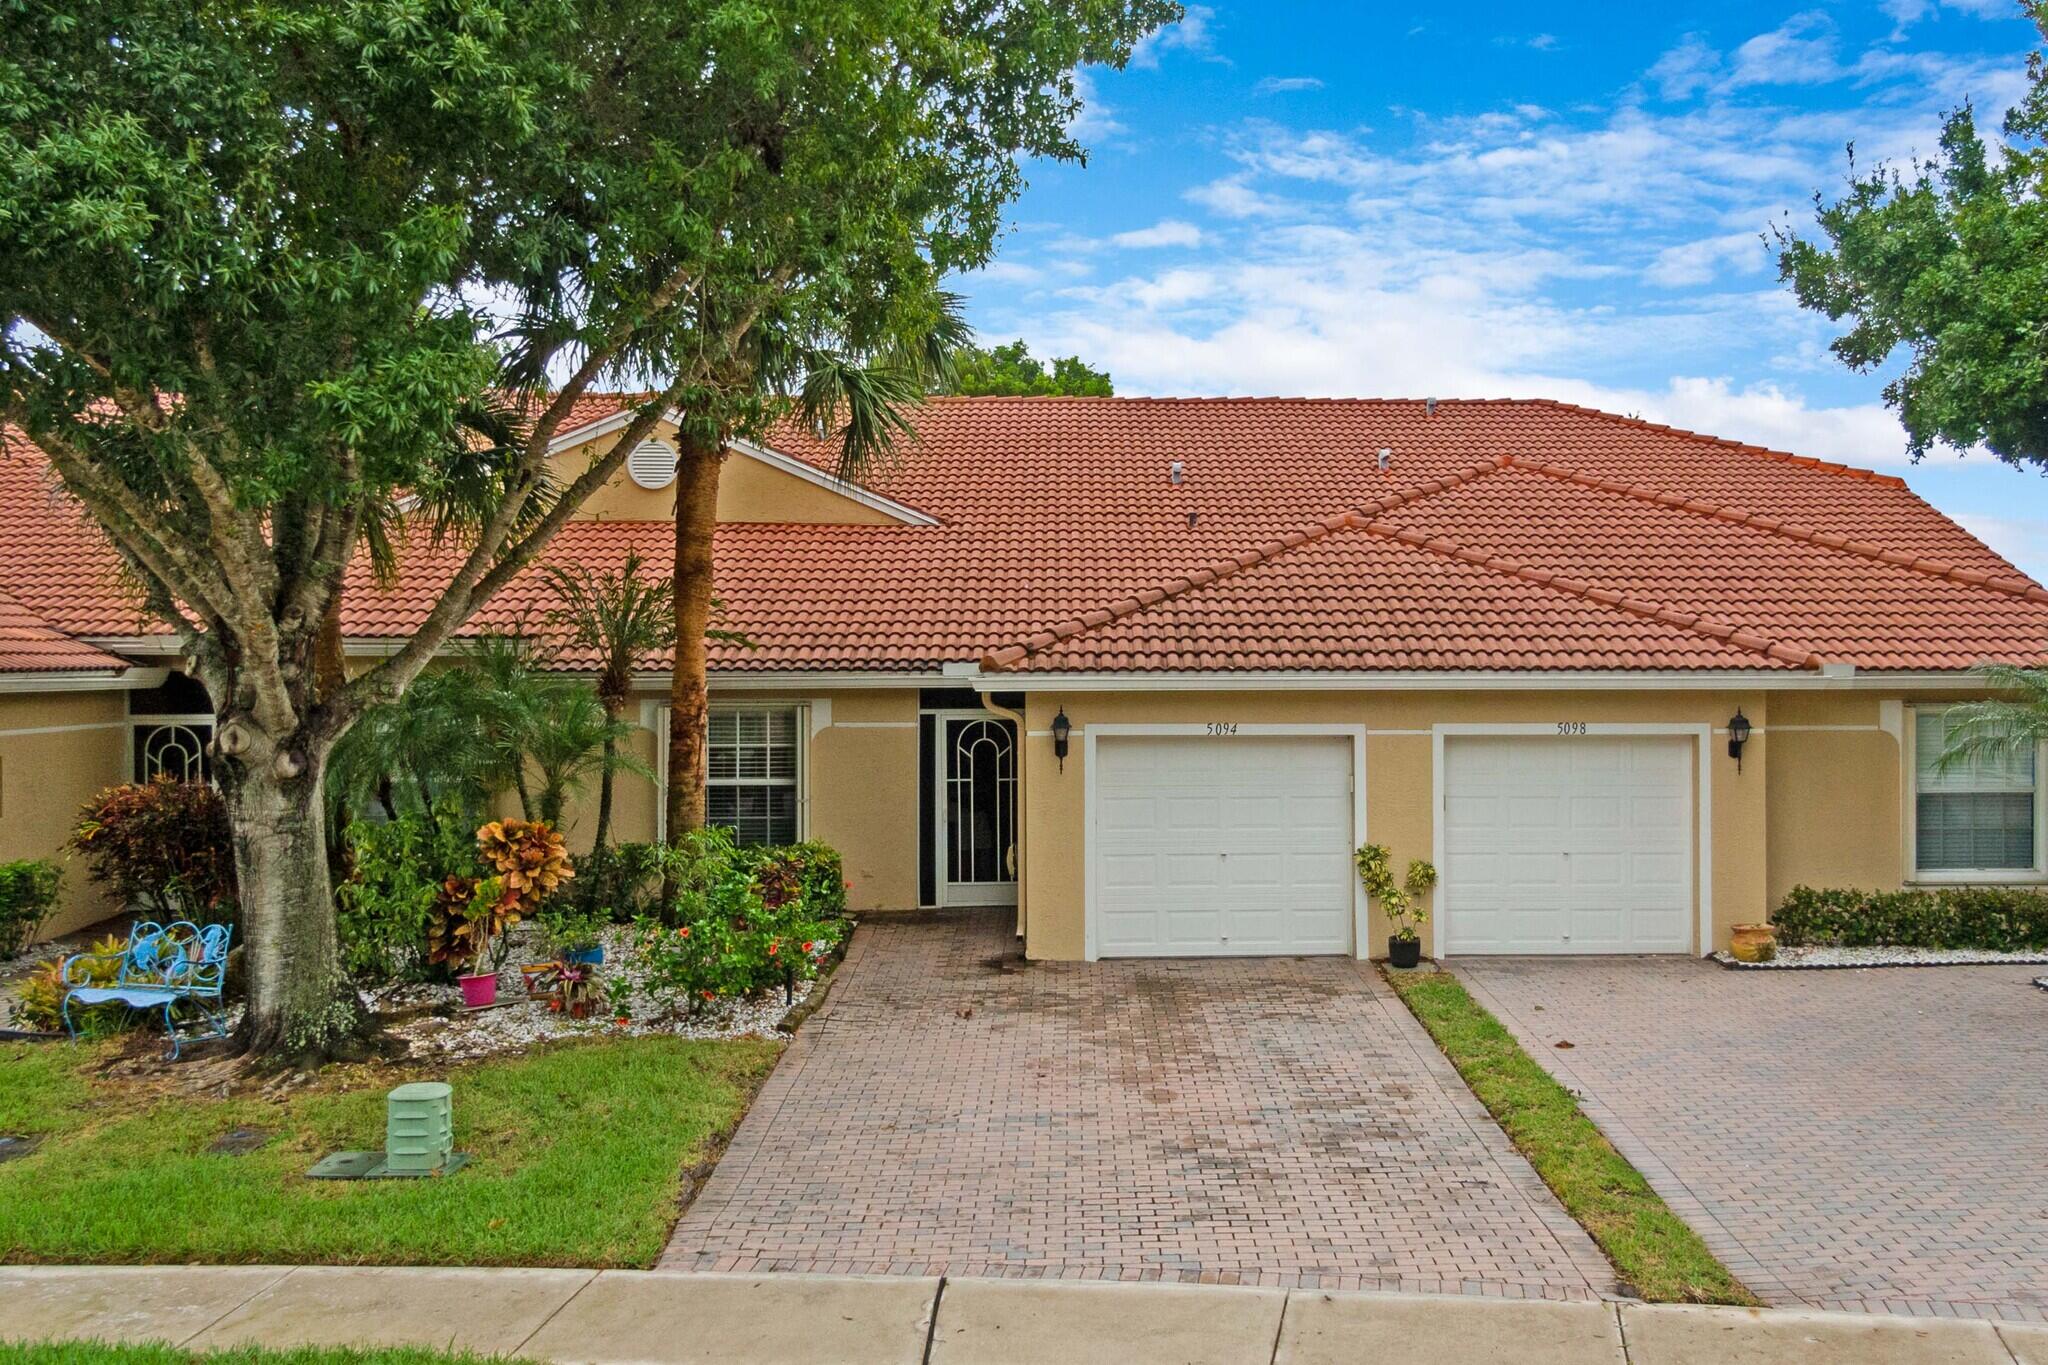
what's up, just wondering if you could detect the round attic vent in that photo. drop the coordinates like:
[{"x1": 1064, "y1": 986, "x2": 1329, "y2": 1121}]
[{"x1": 626, "y1": 437, "x2": 677, "y2": 490}]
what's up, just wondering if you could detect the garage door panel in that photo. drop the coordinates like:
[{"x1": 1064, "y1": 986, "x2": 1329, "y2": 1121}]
[
  {"x1": 1094, "y1": 735, "x2": 1354, "y2": 958},
  {"x1": 1446, "y1": 735, "x2": 1695, "y2": 956}
]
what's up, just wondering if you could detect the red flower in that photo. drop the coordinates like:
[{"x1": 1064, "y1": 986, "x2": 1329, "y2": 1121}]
[
  {"x1": 677, "y1": 926, "x2": 690, "y2": 938},
  {"x1": 767, "y1": 941, "x2": 779, "y2": 956},
  {"x1": 802, "y1": 941, "x2": 815, "y2": 953},
  {"x1": 701, "y1": 989, "x2": 717, "y2": 1000}
]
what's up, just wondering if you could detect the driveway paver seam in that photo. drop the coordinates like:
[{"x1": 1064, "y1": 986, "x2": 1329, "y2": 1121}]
[{"x1": 1377, "y1": 966, "x2": 1622, "y2": 1299}]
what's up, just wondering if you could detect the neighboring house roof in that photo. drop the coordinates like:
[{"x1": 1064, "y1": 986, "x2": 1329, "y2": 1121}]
[
  {"x1": 0, "y1": 584, "x2": 126, "y2": 674},
  {"x1": 4, "y1": 397, "x2": 2046, "y2": 678}
]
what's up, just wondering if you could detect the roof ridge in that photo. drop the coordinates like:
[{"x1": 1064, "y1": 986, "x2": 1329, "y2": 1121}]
[
  {"x1": 1349, "y1": 517, "x2": 1824, "y2": 671},
  {"x1": 1508, "y1": 456, "x2": 2048, "y2": 604},
  {"x1": 979, "y1": 458, "x2": 1508, "y2": 671},
  {"x1": 1519, "y1": 398, "x2": 1908, "y2": 490}
]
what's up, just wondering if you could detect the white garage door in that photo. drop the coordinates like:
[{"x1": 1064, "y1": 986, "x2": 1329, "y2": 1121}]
[
  {"x1": 1443, "y1": 735, "x2": 1694, "y2": 955},
  {"x1": 1093, "y1": 734, "x2": 1355, "y2": 957}
]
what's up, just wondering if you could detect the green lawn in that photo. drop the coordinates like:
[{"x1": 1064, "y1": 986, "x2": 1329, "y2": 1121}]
[
  {"x1": 1383, "y1": 969, "x2": 1758, "y2": 1306},
  {"x1": 4, "y1": 1342, "x2": 516, "y2": 1365},
  {"x1": 1, "y1": 1346, "x2": 515, "y2": 1365},
  {"x1": 0, "y1": 1035, "x2": 779, "y2": 1268}
]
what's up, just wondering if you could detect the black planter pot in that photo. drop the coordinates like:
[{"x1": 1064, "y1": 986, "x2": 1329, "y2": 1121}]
[{"x1": 1387, "y1": 935, "x2": 1422, "y2": 969}]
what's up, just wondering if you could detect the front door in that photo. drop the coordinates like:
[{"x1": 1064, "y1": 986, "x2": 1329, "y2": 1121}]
[{"x1": 933, "y1": 713, "x2": 1018, "y2": 907}]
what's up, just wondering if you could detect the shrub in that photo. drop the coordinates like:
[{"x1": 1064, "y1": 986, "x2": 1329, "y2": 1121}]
[
  {"x1": 615, "y1": 831, "x2": 849, "y2": 1016},
  {"x1": 426, "y1": 819, "x2": 573, "y2": 975},
  {"x1": 0, "y1": 858, "x2": 61, "y2": 959},
  {"x1": 746, "y1": 841, "x2": 848, "y2": 918},
  {"x1": 68, "y1": 777, "x2": 236, "y2": 923},
  {"x1": 337, "y1": 805, "x2": 478, "y2": 983},
  {"x1": 1773, "y1": 885, "x2": 2048, "y2": 951},
  {"x1": 8, "y1": 934, "x2": 134, "y2": 1034},
  {"x1": 564, "y1": 841, "x2": 664, "y2": 922}
]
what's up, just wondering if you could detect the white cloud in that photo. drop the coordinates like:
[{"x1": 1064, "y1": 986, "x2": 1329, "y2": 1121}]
[
  {"x1": 1644, "y1": 230, "x2": 1771, "y2": 287},
  {"x1": 1254, "y1": 75, "x2": 1324, "y2": 95},
  {"x1": 1183, "y1": 174, "x2": 1299, "y2": 219},
  {"x1": 1131, "y1": 5, "x2": 1220, "y2": 69},
  {"x1": 1951, "y1": 512, "x2": 2048, "y2": 579},
  {"x1": 1109, "y1": 219, "x2": 1206, "y2": 249},
  {"x1": 1646, "y1": 35, "x2": 1722, "y2": 100},
  {"x1": 1067, "y1": 69, "x2": 1126, "y2": 145},
  {"x1": 965, "y1": 260, "x2": 1046, "y2": 286},
  {"x1": 1726, "y1": 13, "x2": 1844, "y2": 89}
]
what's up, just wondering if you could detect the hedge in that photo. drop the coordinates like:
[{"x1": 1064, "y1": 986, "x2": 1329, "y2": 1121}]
[{"x1": 1772, "y1": 885, "x2": 2048, "y2": 951}]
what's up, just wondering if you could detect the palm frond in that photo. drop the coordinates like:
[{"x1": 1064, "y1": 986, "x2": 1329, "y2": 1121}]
[
  {"x1": 800, "y1": 358, "x2": 927, "y2": 480},
  {"x1": 1934, "y1": 666, "x2": 2048, "y2": 770}
]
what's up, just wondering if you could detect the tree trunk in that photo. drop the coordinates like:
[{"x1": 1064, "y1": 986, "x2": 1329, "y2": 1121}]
[
  {"x1": 667, "y1": 434, "x2": 724, "y2": 842},
  {"x1": 593, "y1": 725, "x2": 617, "y2": 852},
  {"x1": 219, "y1": 731, "x2": 367, "y2": 1061}
]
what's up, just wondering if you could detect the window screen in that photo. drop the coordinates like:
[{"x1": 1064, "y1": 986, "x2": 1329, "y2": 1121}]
[
  {"x1": 706, "y1": 707, "x2": 799, "y2": 846},
  {"x1": 1915, "y1": 708, "x2": 2037, "y2": 872}
]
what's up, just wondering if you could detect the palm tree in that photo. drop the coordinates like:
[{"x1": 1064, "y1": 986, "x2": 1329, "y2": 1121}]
[
  {"x1": 525, "y1": 682, "x2": 651, "y2": 829},
  {"x1": 543, "y1": 552, "x2": 673, "y2": 849},
  {"x1": 326, "y1": 666, "x2": 495, "y2": 832},
  {"x1": 1937, "y1": 666, "x2": 2048, "y2": 768},
  {"x1": 664, "y1": 292, "x2": 972, "y2": 842}
]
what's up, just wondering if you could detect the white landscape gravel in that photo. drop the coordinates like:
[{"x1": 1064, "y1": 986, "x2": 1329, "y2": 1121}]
[
  {"x1": 371, "y1": 922, "x2": 821, "y2": 1061},
  {"x1": 1714, "y1": 944, "x2": 2048, "y2": 970}
]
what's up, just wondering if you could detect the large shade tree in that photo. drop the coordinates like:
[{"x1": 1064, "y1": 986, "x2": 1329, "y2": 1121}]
[
  {"x1": 0, "y1": 0, "x2": 1176, "y2": 1060},
  {"x1": 1775, "y1": 2, "x2": 2048, "y2": 468}
]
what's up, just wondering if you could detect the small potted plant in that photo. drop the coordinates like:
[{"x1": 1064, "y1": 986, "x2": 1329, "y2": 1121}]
[
  {"x1": 538, "y1": 907, "x2": 607, "y2": 966},
  {"x1": 1356, "y1": 844, "x2": 1438, "y2": 969}
]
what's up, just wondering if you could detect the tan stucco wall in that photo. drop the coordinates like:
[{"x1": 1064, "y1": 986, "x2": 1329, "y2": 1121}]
[
  {"x1": 1018, "y1": 688, "x2": 1779, "y2": 962},
  {"x1": 0, "y1": 690, "x2": 128, "y2": 939},
  {"x1": 547, "y1": 421, "x2": 895, "y2": 524},
  {"x1": 542, "y1": 687, "x2": 920, "y2": 913},
  {"x1": 1764, "y1": 692, "x2": 1903, "y2": 903}
]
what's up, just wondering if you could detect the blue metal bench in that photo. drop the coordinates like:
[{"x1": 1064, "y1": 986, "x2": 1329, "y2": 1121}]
[{"x1": 62, "y1": 920, "x2": 233, "y2": 1059}]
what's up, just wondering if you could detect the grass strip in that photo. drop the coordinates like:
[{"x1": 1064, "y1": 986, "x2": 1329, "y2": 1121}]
[
  {"x1": 0, "y1": 1345, "x2": 515, "y2": 1365},
  {"x1": 1383, "y1": 968, "x2": 1758, "y2": 1306},
  {"x1": 0, "y1": 1034, "x2": 778, "y2": 1268}
]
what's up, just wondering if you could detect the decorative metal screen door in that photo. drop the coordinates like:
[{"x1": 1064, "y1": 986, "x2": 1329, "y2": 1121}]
[{"x1": 934, "y1": 713, "x2": 1018, "y2": 906}]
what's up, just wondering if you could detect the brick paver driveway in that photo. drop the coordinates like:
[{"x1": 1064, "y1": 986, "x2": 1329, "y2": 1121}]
[
  {"x1": 663, "y1": 910, "x2": 1615, "y2": 1297},
  {"x1": 1457, "y1": 957, "x2": 2048, "y2": 1322}
]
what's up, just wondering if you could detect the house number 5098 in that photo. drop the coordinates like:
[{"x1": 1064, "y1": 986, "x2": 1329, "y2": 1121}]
[
  {"x1": 1556, "y1": 721, "x2": 1588, "y2": 735},
  {"x1": 1207, "y1": 722, "x2": 1239, "y2": 736}
]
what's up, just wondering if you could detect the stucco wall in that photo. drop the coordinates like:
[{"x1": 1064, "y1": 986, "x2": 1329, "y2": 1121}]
[
  {"x1": 1019, "y1": 688, "x2": 1777, "y2": 962},
  {"x1": 542, "y1": 687, "x2": 920, "y2": 912},
  {"x1": 0, "y1": 690, "x2": 128, "y2": 939},
  {"x1": 547, "y1": 421, "x2": 896, "y2": 524}
]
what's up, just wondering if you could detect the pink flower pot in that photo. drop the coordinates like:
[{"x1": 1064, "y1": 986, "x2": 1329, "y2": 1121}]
[{"x1": 458, "y1": 973, "x2": 498, "y2": 1009}]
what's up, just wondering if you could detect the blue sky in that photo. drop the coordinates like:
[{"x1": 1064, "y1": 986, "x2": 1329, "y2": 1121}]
[{"x1": 954, "y1": 1, "x2": 2048, "y2": 580}]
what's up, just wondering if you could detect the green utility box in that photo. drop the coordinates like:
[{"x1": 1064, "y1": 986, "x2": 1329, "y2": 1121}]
[{"x1": 384, "y1": 1081, "x2": 454, "y2": 1174}]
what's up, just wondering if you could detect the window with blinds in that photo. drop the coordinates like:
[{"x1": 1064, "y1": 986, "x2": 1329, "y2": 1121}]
[
  {"x1": 1914, "y1": 707, "x2": 2038, "y2": 873},
  {"x1": 707, "y1": 707, "x2": 800, "y2": 846}
]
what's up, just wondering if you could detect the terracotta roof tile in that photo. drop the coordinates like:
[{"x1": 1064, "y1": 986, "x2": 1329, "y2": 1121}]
[
  {"x1": 5, "y1": 396, "x2": 2045, "y2": 677},
  {"x1": 0, "y1": 586, "x2": 126, "y2": 673}
]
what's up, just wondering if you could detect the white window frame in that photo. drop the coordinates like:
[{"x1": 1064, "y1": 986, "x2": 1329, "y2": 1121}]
[
  {"x1": 654, "y1": 702, "x2": 809, "y2": 845},
  {"x1": 1904, "y1": 704, "x2": 2048, "y2": 884}
]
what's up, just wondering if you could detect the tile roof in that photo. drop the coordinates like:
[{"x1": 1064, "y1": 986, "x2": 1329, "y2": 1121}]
[
  {"x1": 0, "y1": 585, "x2": 126, "y2": 674},
  {"x1": 4, "y1": 397, "x2": 2046, "y2": 678}
]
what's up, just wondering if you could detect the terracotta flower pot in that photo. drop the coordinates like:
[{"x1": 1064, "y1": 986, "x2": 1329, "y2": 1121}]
[{"x1": 1730, "y1": 923, "x2": 1777, "y2": 963}]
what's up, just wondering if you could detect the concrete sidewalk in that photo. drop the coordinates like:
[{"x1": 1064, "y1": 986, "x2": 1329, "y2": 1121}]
[{"x1": 5, "y1": 1266, "x2": 2047, "y2": 1364}]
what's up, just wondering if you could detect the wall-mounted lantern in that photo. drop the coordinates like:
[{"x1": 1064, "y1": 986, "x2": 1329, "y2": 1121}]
[
  {"x1": 1052, "y1": 708, "x2": 1072, "y2": 771},
  {"x1": 1727, "y1": 709, "x2": 1752, "y2": 771}
]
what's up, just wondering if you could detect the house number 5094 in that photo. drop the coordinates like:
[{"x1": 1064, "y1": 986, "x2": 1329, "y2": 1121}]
[
  {"x1": 1207, "y1": 722, "x2": 1239, "y2": 736},
  {"x1": 1556, "y1": 721, "x2": 1588, "y2": 735}
]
